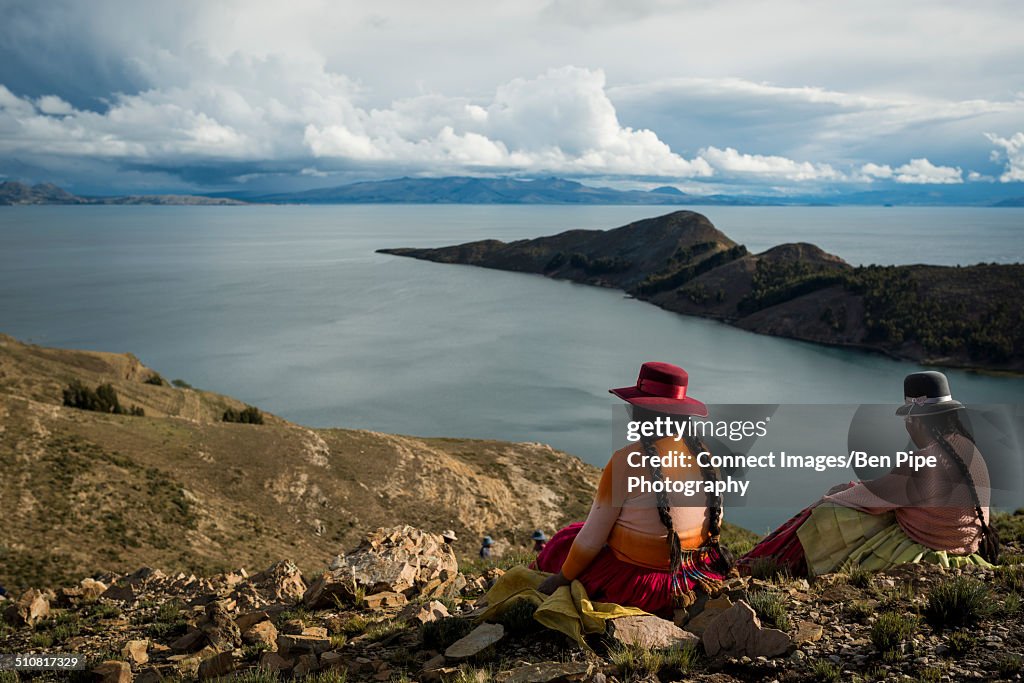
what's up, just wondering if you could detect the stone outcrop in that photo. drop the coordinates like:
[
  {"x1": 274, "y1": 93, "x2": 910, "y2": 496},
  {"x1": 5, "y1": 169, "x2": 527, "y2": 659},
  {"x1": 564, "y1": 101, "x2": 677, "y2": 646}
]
[
  {"x1": 304, "y1": 525, "x2": 459, "y2": 607},
  {"x1": 702, "y1": 600, "x2": 792, "y2": 659},
  {"x1": 605, "y1": 615, "x2": 699, "y2": 649}
]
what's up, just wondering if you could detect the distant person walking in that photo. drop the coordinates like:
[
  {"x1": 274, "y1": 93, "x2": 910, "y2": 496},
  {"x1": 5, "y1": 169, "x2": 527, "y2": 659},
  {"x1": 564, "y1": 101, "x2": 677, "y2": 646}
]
[
  {"x1": 479, "y1": 536, "x2": 494, "y2": 560},
  {"x1": 531, "y1": 530, "x2": 548, "y2": 553}
]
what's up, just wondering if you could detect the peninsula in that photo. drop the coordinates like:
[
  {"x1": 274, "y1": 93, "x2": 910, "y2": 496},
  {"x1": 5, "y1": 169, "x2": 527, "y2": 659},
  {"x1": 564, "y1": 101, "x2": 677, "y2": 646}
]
[{"x1": 379, "y1": 211, "x2": 1024, "y2": 373}]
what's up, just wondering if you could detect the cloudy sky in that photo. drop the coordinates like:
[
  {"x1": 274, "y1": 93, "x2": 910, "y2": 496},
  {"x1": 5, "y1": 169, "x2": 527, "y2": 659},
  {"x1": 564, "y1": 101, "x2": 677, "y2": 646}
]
[{"x1": 1, "y1": 0, "x2": 1022, "y2": 195}]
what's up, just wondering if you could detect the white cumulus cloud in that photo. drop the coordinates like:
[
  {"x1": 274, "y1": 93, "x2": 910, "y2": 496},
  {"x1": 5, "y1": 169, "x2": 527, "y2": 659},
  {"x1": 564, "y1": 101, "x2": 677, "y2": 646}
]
[
  {"x1": 892, "y1": 158, "x2": 963, "y2": 184},
  {"x1": 698, "y1": 146, "x2": 842, "y2": 181},
  {"x1": 985, "y1": 132, "x2": 1024, "y2": 182}
]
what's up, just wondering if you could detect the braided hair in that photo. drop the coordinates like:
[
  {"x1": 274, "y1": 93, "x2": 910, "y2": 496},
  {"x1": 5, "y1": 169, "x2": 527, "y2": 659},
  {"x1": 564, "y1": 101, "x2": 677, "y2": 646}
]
[
  {"x1": 917, "y1": 411, "x2": 999, "y2": 563},
  {"x1": 636, "y1": 408, "x2": 734, "y2": 575}
]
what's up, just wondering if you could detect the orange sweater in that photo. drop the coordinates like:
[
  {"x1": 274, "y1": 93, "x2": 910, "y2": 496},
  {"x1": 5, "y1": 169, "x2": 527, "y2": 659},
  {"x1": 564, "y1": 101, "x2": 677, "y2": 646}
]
[
  {"x1": 824, "y1": 432, "x2": 990, "y2": 554},
  {"x1": 560, "y1": 437, "x2": 714, "y2": 580}
]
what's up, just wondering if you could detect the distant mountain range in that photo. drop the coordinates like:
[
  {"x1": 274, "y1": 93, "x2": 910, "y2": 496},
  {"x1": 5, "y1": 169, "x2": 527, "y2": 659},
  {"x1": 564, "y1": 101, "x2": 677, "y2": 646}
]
[
  {"x1": 3, "y1": 177, "x2": 1023, "y2": 207},
  {"x1": 0, "y1": 181, "x2": 245, "y2": 206},
  {"x1": 222, "y1": 176, "x2": 783, "y2": 205}
]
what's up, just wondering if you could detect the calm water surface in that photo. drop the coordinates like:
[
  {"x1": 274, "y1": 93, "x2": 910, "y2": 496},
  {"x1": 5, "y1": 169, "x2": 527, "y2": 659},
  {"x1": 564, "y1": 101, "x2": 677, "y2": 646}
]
[{"x1": 2, "y1": 205, "x2": 1022, "y2": 531}]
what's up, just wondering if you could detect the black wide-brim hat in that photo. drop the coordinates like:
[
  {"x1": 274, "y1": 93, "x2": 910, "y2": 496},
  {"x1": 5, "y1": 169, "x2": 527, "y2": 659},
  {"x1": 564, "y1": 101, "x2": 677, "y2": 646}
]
[
  {"x1": 895, "y1": 371, "x2": 965, "y2": 417},
  {"x1": 610, "y1": 361, "x2": 708, "y2": 417}
]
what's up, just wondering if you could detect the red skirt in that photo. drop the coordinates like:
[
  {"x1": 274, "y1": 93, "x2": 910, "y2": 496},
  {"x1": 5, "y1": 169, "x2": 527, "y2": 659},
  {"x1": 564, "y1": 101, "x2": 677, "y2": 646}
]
[
  {"x1": 736, "y1": 506, "x2": 812, "y2": 576},
  {"x1": 533, "y1": 522, "x2": 726, "y2": 617}
]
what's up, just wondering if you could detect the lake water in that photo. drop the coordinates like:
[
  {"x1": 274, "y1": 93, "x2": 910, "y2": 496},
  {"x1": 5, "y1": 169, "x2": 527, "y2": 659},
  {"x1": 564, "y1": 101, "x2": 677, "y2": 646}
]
[{"x1": 2, "y1": 204, "x2": 1022, "y2": 533}]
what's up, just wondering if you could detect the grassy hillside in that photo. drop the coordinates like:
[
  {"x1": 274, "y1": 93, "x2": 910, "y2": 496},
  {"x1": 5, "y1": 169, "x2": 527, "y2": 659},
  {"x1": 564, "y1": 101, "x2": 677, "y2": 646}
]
[{"x1": 0, "y1": 334, "x2": 757, "y2": 593}]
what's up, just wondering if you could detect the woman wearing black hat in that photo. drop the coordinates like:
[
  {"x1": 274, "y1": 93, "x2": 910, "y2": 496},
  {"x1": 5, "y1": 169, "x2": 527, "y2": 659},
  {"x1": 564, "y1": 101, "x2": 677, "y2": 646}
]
[{"x1": 740, "y1": 371, "x2": 998, "y2": 576}]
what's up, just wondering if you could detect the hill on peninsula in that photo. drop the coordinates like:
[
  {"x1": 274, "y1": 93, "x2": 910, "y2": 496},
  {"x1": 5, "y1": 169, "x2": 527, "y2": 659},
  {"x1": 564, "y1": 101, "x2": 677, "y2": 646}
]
[{"x1": 379, "y1": 211, "x2": 1024, "y2": 373}]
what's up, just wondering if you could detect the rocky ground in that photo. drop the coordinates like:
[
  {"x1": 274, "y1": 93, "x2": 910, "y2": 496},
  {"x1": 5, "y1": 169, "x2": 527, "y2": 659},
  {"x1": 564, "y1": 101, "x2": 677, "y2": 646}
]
[{"x1": 3, "y1": 523, "x2": 1024, "y2": 683}]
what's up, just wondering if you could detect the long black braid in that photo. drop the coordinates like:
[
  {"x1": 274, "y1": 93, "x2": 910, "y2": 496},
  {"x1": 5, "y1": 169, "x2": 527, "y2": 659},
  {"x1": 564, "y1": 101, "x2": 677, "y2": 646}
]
[
  {"x1": 639, "y1": 426, "x2": 735, "y2": 576},
  {"x1": 923, "y1": 414, "x2": 1000, "y2": 563},
  {"x1": 641, "y1": 436, "x2": 684, "y2": 575}
]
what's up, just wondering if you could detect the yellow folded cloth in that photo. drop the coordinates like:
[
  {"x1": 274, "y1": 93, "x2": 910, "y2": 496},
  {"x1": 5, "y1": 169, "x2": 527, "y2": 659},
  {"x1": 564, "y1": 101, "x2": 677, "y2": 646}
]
[{"x1": 475, "y1": 565, "x2": 650, "y2": 648}]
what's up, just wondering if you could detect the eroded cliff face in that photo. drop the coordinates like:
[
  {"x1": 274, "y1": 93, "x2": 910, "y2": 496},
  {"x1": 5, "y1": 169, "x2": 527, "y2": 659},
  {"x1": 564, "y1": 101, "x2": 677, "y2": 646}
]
[{"x1": 0, "y1": 334, "x2": 599, "y2": 591}]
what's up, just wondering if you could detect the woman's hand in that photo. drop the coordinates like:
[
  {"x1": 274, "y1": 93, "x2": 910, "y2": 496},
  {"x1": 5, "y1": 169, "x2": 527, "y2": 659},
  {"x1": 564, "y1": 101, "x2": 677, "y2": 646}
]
[{"x1": 537, "y1": 572, "x2": 571, "y2": 595}]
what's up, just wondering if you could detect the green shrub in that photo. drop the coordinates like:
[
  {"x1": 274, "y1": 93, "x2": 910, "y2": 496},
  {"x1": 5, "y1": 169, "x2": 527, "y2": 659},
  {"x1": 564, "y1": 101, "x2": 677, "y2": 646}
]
[
  {"x1": 747, "y1": 557, "x2": 791, "y2": 581},
  {"x1": 845, "y1": 564, "x2": 873, "y2": 589},
  {"x1": 870, "y1": 611, "x2": 918, "y2": 660},
  {"x1": 62, "y1": 380, "x2": 144, "y2": 416},
  {"x1": 996, "y1": 565, "x2": 1024, "y2": 593},
  {"x1": 364, "y1": 619, "x2": 407, "y2": 642},
  {"x1": 924, "y1": 576, "x2": 990, "y2": 629},
  {"x1": 808, "y1": 659, "x2": 841, "y2": 683},
  {"x1": 223, "y1": 405, "x2": 264, "y2": 424},
  {"x1": 745, "y1": 590, "x2": 790, "y2": 630},
  {"x1": 944, "y1": 631, "x2": 977, "y2": 658},
  {"x1": 1001, "y1": 592, "x2": 1022, "y2": 616},
  {"x1": 494, "y1": 598, "x2": 537, "y2": 636},
  {"x1": 144, "y1": 374, "x2": 165, "y2": 386},
  {"x1": 998, "y1": 654, "x2": 1024, "y2": 678},
  {"x1": 171, "y1": 378, "x2": 192, "y2": 389},
  {"x1": 608, "y1": 642, "x2": 698, "y2": 679},
  {"x1": 420, "y1": 616, "x2": 474, "y2": 649},
  {"x1": 845, "y1": 600, "x2": 875, "y2": 624}
]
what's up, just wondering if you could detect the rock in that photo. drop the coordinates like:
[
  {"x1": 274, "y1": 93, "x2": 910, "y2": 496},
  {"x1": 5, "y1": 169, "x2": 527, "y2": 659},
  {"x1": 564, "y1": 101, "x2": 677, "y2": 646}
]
[
  {"x1": 702, "y1": 601, "x2": 792, "y2": 659},
  {"x1": 402, "y1": 600, "x2": 451, "y2": 625},
  {"x1": 92, "y1": 661, "x2": 132, "y2": 683},
  {"x1": 424, "y1": 666, "x2": 462, "y2": 682},
  {"x1": 302, "y1": 626, "x2": 328, "y2": 638},
  {"x1": 500, "y1": 661, "x2": 593, "y2": 683},
  {"x1": 321, "y1": 651, "x2": 346, "y2": 671},
  {"x1": 309, "y1": 525, "x2": 459, "y2": 606},
  {"x1": 362, "y1": 591, "x2": 408, "y2": 610},
  {"x1": 242, "y1": 620, "x2": 278, "y2": 649},
  {"x1": 200, "y1": 601, "x2": 241, "y2": 651},
  {"x1": 3, "y1": 588, "x2": 50, "y2": 627},
  {"x1": 122, "y1": 640, "x2": 150, "y2": 665},
  {"x1": 134, "y1": 667, "x2": 164, "y2": 683},
  {"x1": 293, "y1": 653, "x2": 320, "y2": 677},
  {"x1": 683, "y1": 595, "x2": 733, "y2": 636},
  {"x1": 258, "y1": 651, "x2": 293, "y2": 673},
  {"x1": 234, "y1": 610, "x2": 270, "y2": 632},
  {"x1": 277, "y1": 633, "x2": 332, "y2": 657},
  {"x1": 606, "y1": 615, "x2": 699, "y2": 649},
  {"x1": 423, "y1": 654, "x2": 447, "y2": 671},
  {"x1": 302, "y1": 573, "x2": 356, "y2": 609},
  {"x1": 197, "y1": 652, "x2": 234, "y2": 679},
  {"x1": 80, "y1": 578, "x2": 108, "y2": 601},
  {"x1": 444, "y1": 623, "x2": 505, "y2": 660},
  {"x1": 280, "y1": 618, "x2": 306, "y2": 634},
  {"x1": 241, "y1": 560, "x2": 307, "y2": 606},
  {"x1": 100, "y1": 584, "x2": 137, "y2": 603},
  {"x1": 349, "y1": 657, "x2": 375, "y2": 673},
  {"x1": 793, "y1": 620, "x2": 823, "y2": 645},
  {"x1": 170, "y1": 629, "x2": 205, "y2": 653}
]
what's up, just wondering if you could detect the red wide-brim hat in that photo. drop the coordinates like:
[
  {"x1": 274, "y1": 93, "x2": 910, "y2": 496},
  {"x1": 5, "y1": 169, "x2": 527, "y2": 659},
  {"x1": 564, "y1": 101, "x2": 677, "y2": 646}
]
[{"x1": 609, "y1": 361, "x2": 708, "y2": 417}]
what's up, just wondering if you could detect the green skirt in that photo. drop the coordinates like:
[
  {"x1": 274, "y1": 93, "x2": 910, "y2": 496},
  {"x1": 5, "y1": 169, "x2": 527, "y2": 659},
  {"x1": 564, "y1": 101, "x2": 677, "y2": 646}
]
[{"x1": 796, "y1": 505, "x2": 992, "y2": 577}]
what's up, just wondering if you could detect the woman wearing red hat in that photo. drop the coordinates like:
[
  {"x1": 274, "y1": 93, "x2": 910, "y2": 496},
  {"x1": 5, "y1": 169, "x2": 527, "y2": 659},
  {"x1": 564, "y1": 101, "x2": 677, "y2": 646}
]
[{"x1": 534, "y1": 362, "x2": 734, "y2": 617}]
